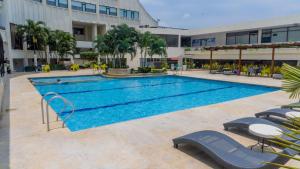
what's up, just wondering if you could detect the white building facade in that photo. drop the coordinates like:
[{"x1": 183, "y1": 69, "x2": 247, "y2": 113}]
[{"x1": 0, "y1": 0, "x2": 158, "y2": 71}]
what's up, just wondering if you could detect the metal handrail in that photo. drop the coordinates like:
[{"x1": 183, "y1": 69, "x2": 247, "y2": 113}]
[
  {"x1": 46, "y1": 95, "x2": 75, "y2": 131},
  {"x1": 41, "y1": 92, "x2": 59, "y2": 124}
]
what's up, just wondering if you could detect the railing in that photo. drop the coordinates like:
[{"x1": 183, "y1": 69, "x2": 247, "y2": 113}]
[{"x1": 41, "y1": 92, "x2": 75, "y2": 131}]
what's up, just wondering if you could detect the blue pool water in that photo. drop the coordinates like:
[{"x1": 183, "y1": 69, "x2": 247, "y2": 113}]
[{"x1": 31, "y1": 75, "x2": 278, "y2": 132}]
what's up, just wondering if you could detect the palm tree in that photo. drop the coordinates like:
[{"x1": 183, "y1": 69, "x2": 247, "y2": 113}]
[
  {"x1": 93, "y1": 35, "x2": 109, "y2": 64},
  {"x1": 56, "y1": 31, "x2": 76, "y2": 62},
  {"x1": 281, "y1": 63, "x2": 300, "y2": 99},
  {"x1": 137, "y1": 31, "x2": 153, "y2": 67},
  {"x1": 148, "y1": 36, "x2": 167, "y2": 66},
  {"x1": 16, "y1": 20, "x2": 48, "y2": 66}
]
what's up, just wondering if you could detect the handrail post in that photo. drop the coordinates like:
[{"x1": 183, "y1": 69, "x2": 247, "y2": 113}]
[{"x1": 41, "y1": 92, "x2": 59, "y2": 124}]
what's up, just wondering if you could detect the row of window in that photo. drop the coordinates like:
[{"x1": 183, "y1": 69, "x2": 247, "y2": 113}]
[
  {"x1": 226, "y1": 31, "x2": 258, "y2": 45},
  {"x1": 192, "y1": 38, "x2": 216, "y2": 47},
  {"x1": 119, "y1": 9, "x2": 140, "y2": 20},
  {"x1": 32, "y1": 0, "x2": 139, "y2": 20},
  {"x1": 261, "y1": 26, "x2": 300, "y2": 43},
  {"x1": 47, "y1": 0, "x2": 68, "y2": 8}
]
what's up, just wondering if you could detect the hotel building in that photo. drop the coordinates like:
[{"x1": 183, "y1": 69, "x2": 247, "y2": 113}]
[{"x1": 1, "y1": 0, "x2": 300, "y2": 71}]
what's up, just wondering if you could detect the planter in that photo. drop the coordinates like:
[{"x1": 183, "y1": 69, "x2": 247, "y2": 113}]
[
  {"x1": 273, "y1": 74, "x2": 283, "y2": 79},
  {"x1": 108, "y1": 68, "x2": 130, "y2": 75}
]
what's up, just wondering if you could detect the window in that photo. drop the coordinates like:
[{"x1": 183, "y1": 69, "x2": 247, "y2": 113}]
[
  {"x1": 288, "y1": 26, "x2": 300, "y2": 42},
  {"x1": 226, "y1": 31, "x2": 258, "y2": 45},
  {"x1": 249, "y1": 32, "x2": 258, "y2": 44},
  {"x1": 109, "y1": 7, "x2": 117, "y2": 16},
  {"x1": 72, "y1": 1, "x2": 83, "y2": 11},
  {"x1": 261, "y1": 30, "x2": 271, "y2": 43},
  {"x1": 271, "y1": 28, "x2": 287, "y2": 43},
  {"x1": 58, "y1": 0, "x2": 68, "y2": 8},
  {"x1": 120, "y1": 9, "x2": 139, "y2": 20},
  {"x1": 33, "y1": 0, "x2": 42, "y2": 3},
  {"x1": 99, "y1": 5, "x2": 108, "y2": 14},
  {"x1": 120, "y1": 9, "x2": 127, "y2": 18},
  {"x1": 226, "y1": 33, "x2": 236, "y2": 45},
  {"x1": 84, "y1": 3, "x2": 96, "y2": 13},
  {"x1": 192, "y1": 38, "x2": 215, "y2": 47},
  {"x1": 47, "y1": 0, "x2": 56, "y2": 6},
  {"x1": 99, "y1": 6, "x2": 117, "y2": 16},
  {"x1": 158, "y1": 34, "x2": 179, "y2": 47}
]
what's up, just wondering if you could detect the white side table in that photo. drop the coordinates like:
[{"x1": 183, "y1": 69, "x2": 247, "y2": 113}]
[{"x1": 249, "y1": 124, "x2": 282, "y2": 152}]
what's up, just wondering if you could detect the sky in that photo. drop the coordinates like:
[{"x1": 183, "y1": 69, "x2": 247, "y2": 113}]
[{"x1": 140, "y1": 0, "x2": 300, "y2": 29}]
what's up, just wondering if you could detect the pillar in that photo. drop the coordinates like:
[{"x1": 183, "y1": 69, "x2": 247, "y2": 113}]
[
  {"x1": 271, "y1": 47, "x2": 275, "y2": 76},
  {"x1": 46, "y1": 45, "x2": 50, "y2": 64},
  {"x1": 209, "y1": 50, "x2": 213, "y2": 72},
  {"x1": 92, "y1": 24, "x2": 97, "y2": 41},
  {"x1": 23, "y1": 40, "x2": 28, "y2": 66}
]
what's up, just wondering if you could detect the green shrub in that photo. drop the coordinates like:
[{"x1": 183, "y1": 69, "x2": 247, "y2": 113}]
[
  {"x1": 261, "y1": 66, "x2": 271, "y2": 77},
  {"x1": 42, "y1": 65, "x2": 51, "y2": 72},
  {"x1": 273, "y1": 66, "x2": 282, "y2": 74},
  {"x1": 70, "y1": 64, "x2": 80, "y2": 71},
  {"x1": 151, "y1": 69, "x2": 165, "y2": 73},
  {"x1": 50, "y1": 64, "x2": 66, "y2": 70},
  {"x1": 138, "y1": 67, "x2": 151, "y2": 73},
  {"x1": 80, "y1": 51, "x2": 98, "y2": 60}
]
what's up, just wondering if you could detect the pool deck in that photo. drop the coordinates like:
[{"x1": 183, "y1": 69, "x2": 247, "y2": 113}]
[{"x1": 1, "y1": 69, "x2": 299, "y2": 169}]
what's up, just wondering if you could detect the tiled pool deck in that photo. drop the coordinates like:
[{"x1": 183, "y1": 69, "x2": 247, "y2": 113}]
[{"x1": 0, "y1": 70, "x2": 299, "y2": 169}]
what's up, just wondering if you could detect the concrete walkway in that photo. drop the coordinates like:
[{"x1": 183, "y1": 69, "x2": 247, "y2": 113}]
[{"x1": 0, "y1": 70, "x2": 299, "y2": 169}]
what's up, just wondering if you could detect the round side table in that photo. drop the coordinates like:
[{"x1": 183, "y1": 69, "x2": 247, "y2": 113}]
[{"x1": 249, "y1": 124, "x2": 282, "y2": 152}]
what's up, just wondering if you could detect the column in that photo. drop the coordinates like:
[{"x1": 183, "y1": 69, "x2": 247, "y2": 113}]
[
  {"x1": 23, "y1": 41, "x2": 28, "y2": 66},
  {"x1": 92, "y1": 24, "x2": 97, "y2": 41},
  {"x1": 178, "y1": 35, "x2": 181, "y2": 48},
  {"x1": 46, "y1": 45, "x2": 50, "y2": 64},
  {"x1": 258, "y1": 29, "x2": 262, "y2": 44}
]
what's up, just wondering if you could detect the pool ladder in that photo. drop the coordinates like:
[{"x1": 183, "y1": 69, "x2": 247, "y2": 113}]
[{"x1": 41, "y1": 92, "x2": 75, "y2": 131}]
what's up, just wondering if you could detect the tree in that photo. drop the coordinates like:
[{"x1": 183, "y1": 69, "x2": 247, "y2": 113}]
[
  {"x1": 93, "y1": 35, "x2": 109, "y2": 64},
  {"x1": 16, "y1": 20, "x2": 48, "y2": 66},
  {"x1": 56, "y1": 31, "x2": 76, "y2": 61},
  {"x1": 137, "y1": 31, "x2": 153, "y2": 67},
  {"x1": 148, "y1": 35, "x2": 167, "y2": 65}
]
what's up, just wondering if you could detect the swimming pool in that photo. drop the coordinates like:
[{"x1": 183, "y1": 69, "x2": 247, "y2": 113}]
[{"x1": 31, "y1": 75, "x2": 278, "y2": 131}]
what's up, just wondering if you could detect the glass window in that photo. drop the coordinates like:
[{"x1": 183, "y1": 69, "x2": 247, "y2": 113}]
[
  {"x1": 126, "y1": 10, "x2": 131, "y2": 19},
  {"x1": 120, "y1": 9, "x2": 127, "y2": 18},
  {"x1": 133, "y1": 11, "x2": 139, "y2": 20},
  {"x1": 249, "y1": 32, "x2": 258, "y2": 44},
  {"x1": 236, "y1": 33, "x2": 249, "y2": 44},
  {"x1": 261, "y1": 30, "x2": 271, "y2": 43},
  {"x1": 226, "y1": 34, "x2": 236, "y2": 45},
  {"x1": 109, "y1": 7, "x2": 117, "y2": 16},
  {"x1": 99, "y1": 5, "x2": 108, "y2": 14},
  {"x1": 33, "y1": 0, "x2": 43, "y2": 3},
  {"x1": 207, "y1": 38, "x2": 215, "y2": 46},
  {"x1": 272, "y1": 31, "x2": 287, "y2": 43},
  {"x1": 47, "y1": 0, "x2": 56, "y2": 6},
  {"x1": 192, "y1": 39, "x2": 200, "y2": 47},
  {"x1": 58, "y1": 0, "x2": 68, "y2": 8},
  {"x1": 72, "y1": 0, "x2": 83, "y2": 11},
  {"x1": 85, "y1": 3, "x2": 96, "y2": 13},
  {"x1": 288, "y1": 30, "x2": 300, "y2": 42}
]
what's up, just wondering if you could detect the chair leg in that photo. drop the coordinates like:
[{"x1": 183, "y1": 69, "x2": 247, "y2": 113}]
[{"x1": 174, "y1": 143, "x2": 179, "y2": 149}]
